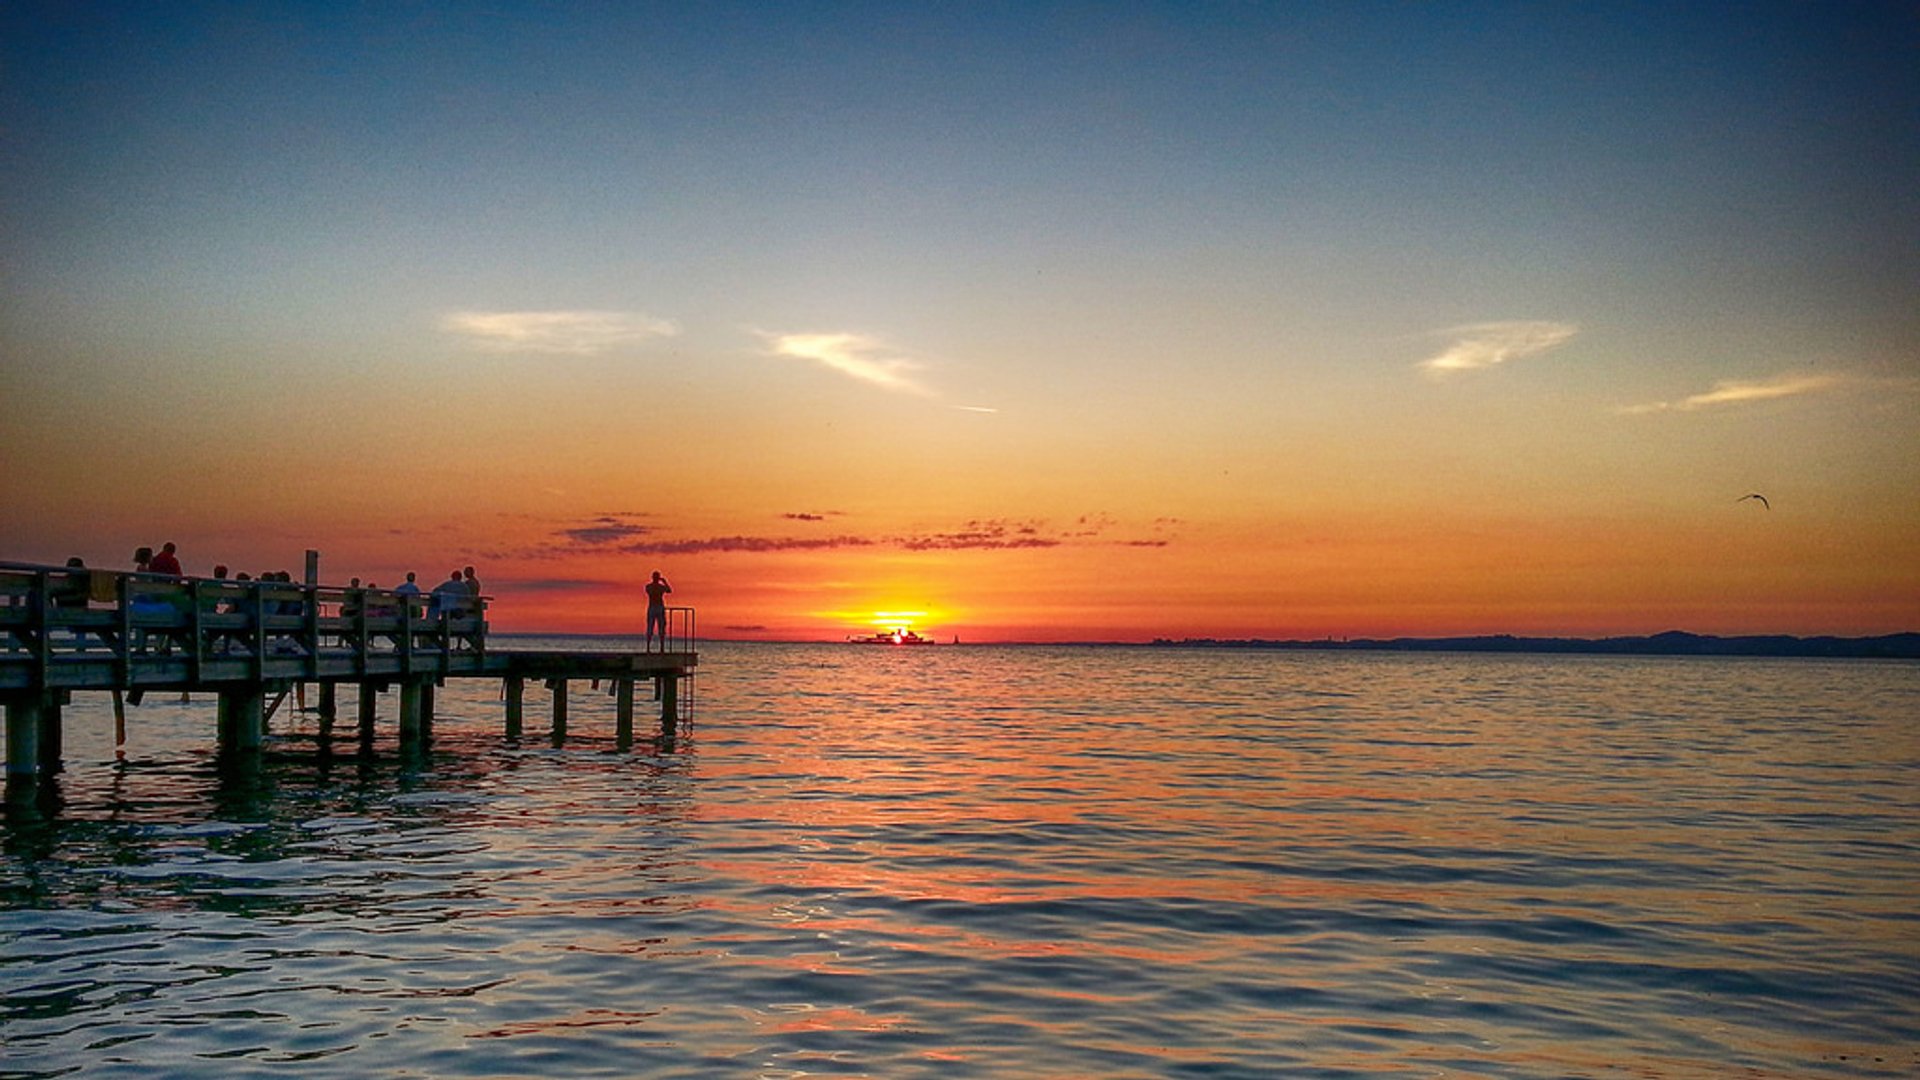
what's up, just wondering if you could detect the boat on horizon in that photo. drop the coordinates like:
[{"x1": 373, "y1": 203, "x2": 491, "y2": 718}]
[{"x1": 848, "y1": 628, "x2": 941, "y2": 646}]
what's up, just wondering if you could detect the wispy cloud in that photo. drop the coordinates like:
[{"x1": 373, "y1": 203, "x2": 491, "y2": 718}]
[
  {"x1": 1420, "y1": 321, "x2": 1578, "y2": 376},
  {"x1": 503, "y1": 578, "x2": 617, "y2": 593},
  {"x1": 559, "y1": 517, "x2": 651, "y2": 545},
  {"x1": 764, "y1": 331, "x2": 932, "y2": 395},
  {"x1": 500, "y1": 512, "x2": 1172, "y2": 561},
  {"x1": 1617, "y1": 371, "x2": 1848, "y2": 415},
  {"x1": 615, "y1": 516, "x2": 1169, "y2": 555},
  {"x1": 443, "y1": 310, "x2": 679, "y2": 354},
  {"x1": 622, "y1": 535, "x2": 879, "y2": 555},
  {"x1": 896, "y1": 519, "x2": 1058, "y2": 551}
]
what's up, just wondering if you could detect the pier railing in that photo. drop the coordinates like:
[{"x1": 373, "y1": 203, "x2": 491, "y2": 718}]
[
  {"x1": 0, "y1": 561, "x2": 491, "y2": 692},
  {"x1": 652, "y1": 605, "x2": 697, "y2": 654}
]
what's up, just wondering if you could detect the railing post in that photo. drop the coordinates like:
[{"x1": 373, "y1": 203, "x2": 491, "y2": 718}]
[
  {"x1": 116, "y1": 572, "x2": 133, "y2": 687},
  {"x1": 303, "y1": 582, "x2": 321, "y2": 680},
  {"x1": 400, "y1": 596, "x2": 415, "y2": 676},
  {"x1": 352, "y1": 589, "x2": 369, "y2": 675},
  {"x1": 474, "y1": 598, "x2": 488, "y2": 661},
  {"x1": 247, "y1": 582, "x2": 267, "y2": 676},
  {"x1": 190, "y1": 579, "x2": 206, "y2": 684},
  {"x1": 30, "y1": 570, "x2": 49, "y2": 690}
]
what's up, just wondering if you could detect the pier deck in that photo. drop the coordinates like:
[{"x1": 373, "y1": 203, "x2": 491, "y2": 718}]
[{"x1": 1, "y1": 560, "x2": 696, "y2": 788}]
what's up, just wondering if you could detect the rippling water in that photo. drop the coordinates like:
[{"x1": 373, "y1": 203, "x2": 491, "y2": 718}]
[{"x1": 4, "y1": 642, "x2": 1917, "y2": 1078}]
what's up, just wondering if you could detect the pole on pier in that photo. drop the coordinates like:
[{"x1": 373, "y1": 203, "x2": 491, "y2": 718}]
[
  {"x1": 112, "y1": 690, "x2": 127, "y2": 751},
  {"x1": 217, "y1": 687, "x2": 265, "y2": 753},
  {"x1": 550, "y1": 678, "x2": 568, "y2": 746},
  {"x1": 504, "y1": 676, "x2": 524, "y2": 740},
  {"x1": 615, "y1": 678, "x2": 635, "y2": 749}
]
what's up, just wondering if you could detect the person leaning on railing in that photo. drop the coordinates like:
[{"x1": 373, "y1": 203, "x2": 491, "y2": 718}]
[{"x1": 51, "y1": 557, "x2": 90, "y2": 610}]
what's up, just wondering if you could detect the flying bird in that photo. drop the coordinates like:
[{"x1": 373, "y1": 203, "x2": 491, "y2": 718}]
[{"x1": 1737, "y1": 493, "x2": 1771, "y2": 510}]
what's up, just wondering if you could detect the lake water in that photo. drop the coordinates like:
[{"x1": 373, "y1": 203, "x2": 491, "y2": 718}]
[{"x1": 3, "y1": 642, "x2": 1917, "y2": 1078}]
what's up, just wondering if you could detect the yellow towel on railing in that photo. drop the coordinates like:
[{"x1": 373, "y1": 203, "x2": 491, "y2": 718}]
[{"x1": 89, "y1": 572, "x2": 119, "y2": 603}]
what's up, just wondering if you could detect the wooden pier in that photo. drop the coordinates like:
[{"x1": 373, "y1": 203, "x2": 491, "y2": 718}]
[{"x1": 1, "y1": 560, "x2": 696, "y2": 792}]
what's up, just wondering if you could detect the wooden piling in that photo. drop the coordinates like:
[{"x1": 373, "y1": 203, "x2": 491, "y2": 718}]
[
  {"x1": 615, "y1": 678, "x2": 635, "y2": 748},
  {"x1": 550, "y1": 678, "x2": 568, "y2": 745},
  {"x1": 504, "y1": 675, "x2": 524, "y2": 739},
  {"x1": 657, "y1": 674, "x2": 678, "y2": 718},
  {"x1": 6, "y1": 696, "x2": 42, "y2": 781},
  {"x1": 398, "y1": 681, "x2": 423, "y2": 747},
  {"x1": 416, "y1": 682, "x2": 433, "y2": 747},
  {"x1": 217, "y1": 687, "x2": 265, "y2": 753},
  {"x1": 316, "y1": 682, "x2": 336, "y2": 739},
  {"x1": 356, "y1": 683, "x2": 377, "y2": 750},
  {"x1": 38, "y1": 698, "x2": 63, "y2": 775}
]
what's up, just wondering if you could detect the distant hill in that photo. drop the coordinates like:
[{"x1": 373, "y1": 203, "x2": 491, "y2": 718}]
[{"x1": 1150, "y1": 630, "x2": 1920, "y2": 659}]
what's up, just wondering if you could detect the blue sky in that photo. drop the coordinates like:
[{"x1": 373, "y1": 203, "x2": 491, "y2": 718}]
[{"x1": 4, "y1": 2, "x2": 1917, "y2": 637}]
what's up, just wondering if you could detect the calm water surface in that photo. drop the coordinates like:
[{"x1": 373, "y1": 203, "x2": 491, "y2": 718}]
[{"x1": 3, "y1": 643, "x2": 1917, "y2": 1078}]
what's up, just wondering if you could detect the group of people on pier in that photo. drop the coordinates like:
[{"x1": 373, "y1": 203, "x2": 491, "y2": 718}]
[
  {"x1": 38, "y1": 544, "x2": 492, "y2": 652},
  {"x1": 347, "y1": 567, "x2": 483, "y2": 620},
  {"x1": 26, "y1": 544, "x2": 682, "y2": 652},
  {"x1": 59, "y1": 545, "x2": 486, "y2": 609}
]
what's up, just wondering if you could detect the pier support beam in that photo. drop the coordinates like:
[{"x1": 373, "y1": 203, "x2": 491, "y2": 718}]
[
  {"x1": 7, "y1": 696, "x2": 44, "y2": 783},
  {"x1": 614, "y1": 679, "x2": 635, "y2": 749},
  {"x1": 397, "y1": 681, "x2": 423, "y2": 749},
  {"x1": 38, "y1": 698, "x2": 64, "y2": 775},
  {"x1": 315, "y1": 683, "x2": 335, "y2": 742},
  {"x1": 657, "y1": 675, "x2": 679, "y2": 739},
  {"x1": 358, "y1": 684, "x2": 378, "y2": 751},
  {"x1": 550, "y1": 679, "x2": 568, "y2": 746},
  {"x1": 504, "y1": 676, "x2": 524, "y2": 740},
  {"x1": 217, "y1": 687, "x2": 265, "y2": 753}
]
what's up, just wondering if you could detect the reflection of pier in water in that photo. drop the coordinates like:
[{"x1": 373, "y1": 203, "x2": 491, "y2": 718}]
[{"x1": 1, "y1": 560, "x2": 696, "y2": 798}]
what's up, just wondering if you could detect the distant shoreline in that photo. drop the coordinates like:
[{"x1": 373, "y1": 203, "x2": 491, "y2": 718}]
[
  {"x1": 494, "y1": 630, "x2": 1920, "y2": 658},
  {"x1": 1148, "y1": 630, "x2": 1920, "y2": 660}
]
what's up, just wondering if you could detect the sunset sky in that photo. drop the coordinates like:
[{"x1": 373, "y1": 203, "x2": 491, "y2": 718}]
[{"x1": 4, "y1": 2, "x2": 1916, "y2": 641}]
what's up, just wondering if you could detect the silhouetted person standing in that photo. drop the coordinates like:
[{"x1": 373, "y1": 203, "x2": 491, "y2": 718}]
[{"x1": 644, "y1": 571, "x2": 672, "y2": 648}]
